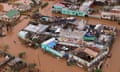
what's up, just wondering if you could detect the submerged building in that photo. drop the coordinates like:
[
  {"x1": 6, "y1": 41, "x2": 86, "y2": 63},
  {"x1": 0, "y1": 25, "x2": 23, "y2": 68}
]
[
  {"x1": 52, "y1": 0, "x2": 94, "y2": 16},
  {"x1": 0, "y1": 9, "x2": 20, "y2": 23},
  {"x1": 101, "y1": 6, "x2": 120, "y2": 21},
  {"x1": 18, "y1": 16, "x2": 116, "y2": 71}
]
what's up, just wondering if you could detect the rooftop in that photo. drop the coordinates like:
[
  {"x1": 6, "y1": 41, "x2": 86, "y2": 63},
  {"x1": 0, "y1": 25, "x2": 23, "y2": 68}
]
[{"x1": 5, "y1": 9, "x2": 19, "y2": 18}]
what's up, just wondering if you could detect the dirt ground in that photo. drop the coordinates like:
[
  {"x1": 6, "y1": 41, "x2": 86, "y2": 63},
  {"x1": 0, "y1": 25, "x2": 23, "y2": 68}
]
[{"x1": 0, "y1": 0, "x2": 120, "y2": 72}]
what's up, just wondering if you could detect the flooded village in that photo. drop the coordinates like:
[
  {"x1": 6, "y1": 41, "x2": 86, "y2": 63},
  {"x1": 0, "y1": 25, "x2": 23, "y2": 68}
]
[{"x1": 0, "y1": 0, "x2": 120, "y2": 72}]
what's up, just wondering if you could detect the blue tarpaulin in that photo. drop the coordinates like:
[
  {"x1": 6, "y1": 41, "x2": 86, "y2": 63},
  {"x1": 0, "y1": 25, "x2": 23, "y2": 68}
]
[{"x1": 47, "y1": 41, "x2": 56, "y2": 48}]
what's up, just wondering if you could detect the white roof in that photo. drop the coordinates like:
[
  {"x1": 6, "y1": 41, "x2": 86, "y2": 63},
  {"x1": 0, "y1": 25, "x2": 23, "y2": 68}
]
[
  {"x1": 79, "y1": 1, "x2": 93, "y2": 12},
  {"x1": 101, "y1": 11, "x2": 120, "y2": 16},
  {"x1": 15, "y1": 0, "x2": 32, "y2": 5},
  {"x1": 94, "y1": 24, "x2": 102, "y2": 30},
  {"x1": 60, "y1": 30, "x2": 86, "y2": 40},
  {"x1": 96, "y1": 0, "x2": 106, "y2": 2},
  {"x1": 24, "y1": 24, "x2": 48, "y2": 33},
  {"x1": 42, "y1": 38, "x2": 56, "y2": 45},
  {"x1": 112, "y1": 6, "x2": 120, "y2": 12},
  {"x1": 18, "y1": 31, "x2": 28, "y2": 40},
  {"x1": 55, "y1": 27, "x2": 61, "y2": 33},
  {"x1": 24, "y1": 24, "x2": 40, "y2": 33}
]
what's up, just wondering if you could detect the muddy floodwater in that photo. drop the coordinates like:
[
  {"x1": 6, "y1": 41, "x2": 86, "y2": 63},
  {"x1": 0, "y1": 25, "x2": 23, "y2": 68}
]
[{"x1": 0, "y1": 0, "x2": 120, "y2": 72}]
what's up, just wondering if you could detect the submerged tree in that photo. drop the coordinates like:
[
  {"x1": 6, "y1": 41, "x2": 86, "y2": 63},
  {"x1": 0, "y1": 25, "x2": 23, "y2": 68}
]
[
  {"x1": 31, "y1": 0, "x2": 37, "y2": 5},
  {"x1": 95, "y1": 69, "x2": 102, "y2": 72},
  {"x1": 2, "y1": 44, "x2": 9, "y2": 52},
  {"x1": 18, "y1": 52, "x2": 26, "y2": 58},
  {"x1": 28, "y1": 63, "x2": 37, "y2": 72}
]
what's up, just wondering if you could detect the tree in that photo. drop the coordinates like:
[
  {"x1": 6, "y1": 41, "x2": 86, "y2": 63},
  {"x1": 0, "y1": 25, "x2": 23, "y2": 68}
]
[
  {"x1": 0, "y1": 0, "x2": 8, "y2": 2},
  {"x1": 95, "y1": 69, "x2": 102, "y2": 72},
  {"x1": 18, "y1": 52, "x2": 26, "y2": 58},
  {"x1": 31, "y1": 0, "x2": 37, "y2": 6},
  {"x1": 28, "y1": 63, "x2": 37, "y2": 71},
  {"x1": 2, "y1": 44, "x2": 9, "y2": 52},
  {"x1": 41, "y1": 2, "x2": 48, "y2": 9}
]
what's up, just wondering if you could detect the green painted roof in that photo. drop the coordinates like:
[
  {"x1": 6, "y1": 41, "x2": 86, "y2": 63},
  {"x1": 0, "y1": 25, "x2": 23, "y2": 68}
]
[
  {"x1": 6, "y1": 9, "x2": 19, "y2": 18},
  {"x1": 54, "y1": 5, "x2": 63, "y2": 9}
]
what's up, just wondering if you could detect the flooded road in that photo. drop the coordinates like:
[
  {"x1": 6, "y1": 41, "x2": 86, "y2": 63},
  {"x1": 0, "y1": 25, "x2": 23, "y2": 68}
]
[{"x1": 0, "y1": 0, "x2": 120, "y2": 72}]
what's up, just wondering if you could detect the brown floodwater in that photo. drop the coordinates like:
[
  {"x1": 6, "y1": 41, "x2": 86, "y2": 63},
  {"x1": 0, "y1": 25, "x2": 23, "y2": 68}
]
[{"x1": 0, "y1": 0, "x2": 120, "y2": 72}]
